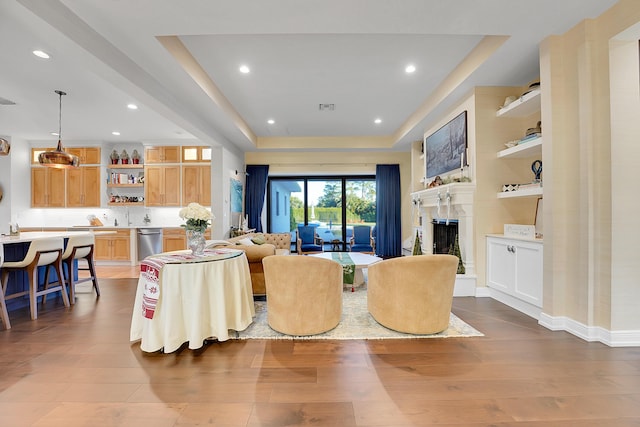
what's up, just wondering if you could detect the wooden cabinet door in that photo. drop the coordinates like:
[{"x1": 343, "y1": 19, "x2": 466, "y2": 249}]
[
  {"x1": 67, "y1": 147, "x2": 101, "y2": 164},
  {"x1": 163, "y1": 166, "x2": 181, "y2": 206},
  {"x1": 144, "y1": 147, "x2": 162, "y2": 163},
  {"x1": 182, "y1": 165, "x2": 211, "y2": 206},
  {"x1": 32, "y1": 167, "x2": 65, "y2": 207},
  {"x1": 82, "y1": 166, "x2": 101, "y2": 206},
  {"x1": 163, "y1": 146, "x2": 180, "y2": 163},
  {"x1": 94, "y1": 236, "x2": 112, "y2": 260},
  {"x1": 145, "y1": 146, "x2": 179, "y2": 163},
  {"x1": 111, "y1": 237, "x2": 131, "y2": 260},
  {"x1": 163, "y1": 235, "x2": 186, "y2": 252},
  {"x1": 83, "y1": 147, "x2": 101, "y2": 164},
  {"x1": 67, "y1": 166, "x2": 100, "y2": 207},
  {"x1": 144, "y1": 166, "x2": 163, "y2": 206},
  {"x1": 200, "y1": 165, "x2": 211, "y2": 206},
  {"x1": 31, "y1": 168, "x2": 48, "y2": 207}
]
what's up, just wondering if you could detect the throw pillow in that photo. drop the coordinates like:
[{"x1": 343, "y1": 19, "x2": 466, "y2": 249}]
[
  {"x1": 238, "y1": 237, "x2": 255, "y2": 246},
  {"x1": 251, "y1": 236, "x2": 266, "y2": 245}
]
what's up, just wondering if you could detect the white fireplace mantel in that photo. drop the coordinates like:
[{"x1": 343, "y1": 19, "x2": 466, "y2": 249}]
[{"x1": 411, "y1": 183, "x2": 476, "y2": 293}]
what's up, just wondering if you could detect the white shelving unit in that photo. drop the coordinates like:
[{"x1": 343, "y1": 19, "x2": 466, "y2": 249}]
[
  {"x1": 497, "y1": 186, "x2": 543, "y2": 199},
  {"x1": 496, "y1": 88, "x2": 541, "y2": 118},
  {"x1": 496, "y1": 87, "x2": 543, "y2": 200},
  {"x1": 497, "y1": 136, "x2": 542, "y2": 159}
]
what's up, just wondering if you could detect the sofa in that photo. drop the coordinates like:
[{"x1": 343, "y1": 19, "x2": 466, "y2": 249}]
[{"x1": 207, "y1": 232, "x2": 291, "y2": 297}]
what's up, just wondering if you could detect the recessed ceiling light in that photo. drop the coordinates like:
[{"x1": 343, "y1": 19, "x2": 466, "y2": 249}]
[
  {"x1": 405, "y1": 64, "x2": 416, "y2": 74},
  {"x1": 33, "y1": 50, "x2": 50, "y2": 59},
  {"x1": 267, "y1": 119, "x2": 275, "y2": 125},
  {"x1": 127, "y1": 103, "x2": 138, "y2": 110},
  {"x1": 50, "y1": 132, "x2": 59, "y2": 136},
  {"x1": 112, "y1": 131, "x2": 120, "y2": 136},
  {"x1": 374, "y1": 118, "x2": 382, "y2": 124},
  {"x1": 239, "y1": 65, "x2": 250, "y2": 74}
]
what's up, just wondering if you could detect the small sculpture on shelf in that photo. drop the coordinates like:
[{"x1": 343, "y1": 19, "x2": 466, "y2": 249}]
[
  {"x1": 131, "y1": 149, "x2": 141, "y2": 164},
  {"x1": 120, "y1": 149, "x2": 130, "y2": 164},
  {"x1": 110, "y1": 149, "x2": 119, "y2": 164}
]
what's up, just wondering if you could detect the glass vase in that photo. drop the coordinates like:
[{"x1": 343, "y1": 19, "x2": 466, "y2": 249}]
[{"x1": 186, "y1": 229, "x2": 206, "y2": 256}]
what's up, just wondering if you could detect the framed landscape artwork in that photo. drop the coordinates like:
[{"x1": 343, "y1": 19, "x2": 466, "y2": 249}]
[{"x1": 425, "y1": 111, "x2": 467, "y2": 179}]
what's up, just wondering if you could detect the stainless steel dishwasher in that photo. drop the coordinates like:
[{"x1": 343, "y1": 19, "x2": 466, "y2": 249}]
[{"x1": 137, "y1": 228, "x2": 163, "y2": 260}]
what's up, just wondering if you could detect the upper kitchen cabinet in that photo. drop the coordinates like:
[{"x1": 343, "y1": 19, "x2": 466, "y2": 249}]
[
  {"x1": 31, "y1": 167, "x2": 66, "y2": 207},
  {"x1": 182, "y1": 146, "x2": 212, "y2": 163},
  {"x1": 67, "y1": 166, "x2": 101, "y2": 207},
  {"x1": 144, "y1": 146, "x2": 180, "y2": 164},
  {"x1": 66, "y1": 147, "x2": 101, "y2": 164},
  {"x1": 144, "y1": 165, "x2": 181, "y2": 206}
]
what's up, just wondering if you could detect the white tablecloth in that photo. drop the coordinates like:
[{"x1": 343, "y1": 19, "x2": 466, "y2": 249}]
[{"x1": 130, "y1": 249, "x2": 255, "y2": 352}]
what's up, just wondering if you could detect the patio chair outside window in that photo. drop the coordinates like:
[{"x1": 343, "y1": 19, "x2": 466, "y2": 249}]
[
  {"x1": 350, "y1": 225, "x2": 375, "y2": 254},
  {"x1": 296, "y1": 225, "x2": 324, "y2": 254}
]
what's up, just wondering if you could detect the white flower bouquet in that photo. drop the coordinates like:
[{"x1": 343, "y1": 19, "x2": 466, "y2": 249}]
[{"x1": 179, "y1": 202, "x2": 214, "y2": 232}]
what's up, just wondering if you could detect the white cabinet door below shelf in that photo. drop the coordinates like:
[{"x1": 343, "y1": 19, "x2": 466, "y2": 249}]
[
  {"x1": 486, "y1": 236, "x2": 543, "y2": 308},
  {"x1": 487, "y1": 238, "x2": 515, "y2": 293},
  {"x1": 513, "y1": 241, "x2": 543, "y2": 307}
]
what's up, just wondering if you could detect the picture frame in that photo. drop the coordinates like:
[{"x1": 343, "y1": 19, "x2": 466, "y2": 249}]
[{"x1": 425, "y1": 111, "x2": 467, "y2": 179}]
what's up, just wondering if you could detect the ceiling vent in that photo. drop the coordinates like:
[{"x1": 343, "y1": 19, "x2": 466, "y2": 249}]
[
  {"x1": 0, "y1": 96, "x2": 16, "y2": 106},
  {"x1": 318, "y1": 103, "x2": 335, "y2": 111}
]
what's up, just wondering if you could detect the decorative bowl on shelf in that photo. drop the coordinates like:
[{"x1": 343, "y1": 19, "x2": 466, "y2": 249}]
[{"x1": 504, "y1": 140, "x2": 518, "y2": 148}]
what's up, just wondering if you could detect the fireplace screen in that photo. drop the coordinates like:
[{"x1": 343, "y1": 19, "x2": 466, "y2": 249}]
[{"x1": 432, "y1": 219, "x2": 458, "y2": 254}]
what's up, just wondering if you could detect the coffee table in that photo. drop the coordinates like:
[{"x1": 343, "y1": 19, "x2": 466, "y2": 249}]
[{"x1": 310, "y1": 252, "x2": 382, "y2": 289}]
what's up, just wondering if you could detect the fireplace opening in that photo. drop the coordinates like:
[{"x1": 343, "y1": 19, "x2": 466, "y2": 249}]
[{"x1": 432, "y1": 219, "x2": 458, "y2": 254}]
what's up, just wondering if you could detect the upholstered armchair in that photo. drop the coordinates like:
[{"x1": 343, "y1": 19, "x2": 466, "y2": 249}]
[
  {"x1": 296, "y1": 225, "x2": 324, "y2": 254},
  {"x1": 262, "y1": 255, "x2": 342, "y2": 335},
  {"x1": 367, "y1": 254, "x2": 459, "y2": 334},
  {"x1": 349, "y1": 225, "x2": 375, "y2": 254}
]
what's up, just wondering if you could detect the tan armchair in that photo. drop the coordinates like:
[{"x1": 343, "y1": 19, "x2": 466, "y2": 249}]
[
  {"x1": 262, "y1": 255, "x2": 342, "y2": 335},
  {"x1": 367, "y1": 254, "x2": 459, "y2": 334}
]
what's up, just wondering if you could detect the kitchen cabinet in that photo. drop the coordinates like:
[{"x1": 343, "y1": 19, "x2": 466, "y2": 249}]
[
  {"x1": 163, "y1": 227, "x2": 211, "y2": 252},
  {"x1": 144, "y1": 146, "x2": 180, "y2": 164},
  {"x1": 182, "y1": 164, "x2": 211, "y2": 206},
  {"x1": 31, "y1": 167, "x2": 66, "y2": 207},
  {"x1": 66, "y1": 147, "x2": 101, "y2": 164},
  {"x1": 182, "y1": 146, "x2": 212, "y2": 163},
  {"x1": 144, "y1": 165, "x2": 180, "y2": 206},
  {"x1": 486, "y1": 235, "x2": 543, "y2": 316},
  {"x1": 67, "y1": 166, "x2": 100, "y2": 207},
  {"x1": 94, "y1": 229, "x2": 131, "y2": 261}
]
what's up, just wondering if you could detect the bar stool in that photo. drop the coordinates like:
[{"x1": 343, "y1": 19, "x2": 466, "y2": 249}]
[
  {"x1": 61, "y1": 234, "x2": 100, "y2": 303},
  {"x1": 0, "y1": 237, "x2": 70, "y2": 320},
  {"x1": 0, "y1": 242, "x2": 10, "y2": 330}
]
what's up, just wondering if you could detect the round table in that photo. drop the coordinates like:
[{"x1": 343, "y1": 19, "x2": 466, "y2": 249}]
[{"x1": 309, "y1": 252, "x2": 382, "y2": 289}]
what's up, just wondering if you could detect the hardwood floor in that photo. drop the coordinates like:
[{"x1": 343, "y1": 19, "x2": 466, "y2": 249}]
[{"x1": 1, "y1": 267, "x2": 639, "y2": 426}]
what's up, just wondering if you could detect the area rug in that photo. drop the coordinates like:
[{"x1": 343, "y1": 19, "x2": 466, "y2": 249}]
[{"x1": 234, "y1": 289, "x2": 483, "y2": 340}]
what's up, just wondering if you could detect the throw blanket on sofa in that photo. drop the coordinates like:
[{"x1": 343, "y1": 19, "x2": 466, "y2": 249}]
[
  {"x1": 331, "y1": 252, "x2": 355, "y2": 285},
  {"x1": 140, "y1": 248, "x2": 242, "y2": 319}
]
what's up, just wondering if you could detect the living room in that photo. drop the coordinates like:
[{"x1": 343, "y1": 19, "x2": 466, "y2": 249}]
[{"x1": 2, "y1": 1, "x2": 640, "y2": 424}]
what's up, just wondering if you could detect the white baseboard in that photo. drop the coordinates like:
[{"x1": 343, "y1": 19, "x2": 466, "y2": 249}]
[
  {"x1": 538, "y1": 313, "x2": 640, "y2": 347},
  {"x1": 475, "y1": 286, "x2": 491, "y2": 297}
]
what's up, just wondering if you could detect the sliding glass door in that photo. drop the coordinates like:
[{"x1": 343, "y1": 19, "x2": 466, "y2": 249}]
[{"x1": 267, "y1": 176, "x2": 375, "y2": 252}]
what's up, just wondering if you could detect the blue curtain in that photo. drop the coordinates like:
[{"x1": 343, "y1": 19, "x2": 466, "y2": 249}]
[
  {"x1": 375, "y1": 164, "x2": 401, "y2": 257},
  {"x1": 245, "y1": 165, "x2": 269, "y2": 232}
]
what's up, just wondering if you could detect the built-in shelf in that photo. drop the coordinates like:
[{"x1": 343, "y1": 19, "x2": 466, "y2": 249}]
[
  {"x1": 496, "y1": 88, "x2": 541, "y2": 118},
  {"x1": 497, "y1": 186, "x2": 543, "y2": 199},
  {"x1": 107, "y1": 183, "x2": 143, "y2": 188},
  {"x1": 107, "y1": 164, "x2": 143, "y2": 169},
  {"x1": 497, "y1": 136, "x2": 542, "y2": 159},
  {"x1": 107, "y1": 202, "x2": 144, "y2": 206}
]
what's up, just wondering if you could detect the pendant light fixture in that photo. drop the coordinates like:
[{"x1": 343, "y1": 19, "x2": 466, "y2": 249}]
[{"x1": 38, "y1": 90, "x2": 79, "y2": 168}]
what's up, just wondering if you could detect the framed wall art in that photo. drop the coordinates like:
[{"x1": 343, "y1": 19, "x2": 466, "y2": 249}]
[{"x1": 425, "y1": 110, "x2": 467, "y2": 179}]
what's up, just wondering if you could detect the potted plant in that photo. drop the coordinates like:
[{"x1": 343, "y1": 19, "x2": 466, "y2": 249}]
[
  {"x1": 120, "y1": 149, "x2": 130, "y2": 164},
  {"x1": 110, "y1": 149, "x2": 119, "y2": 164},
  {"x1": 131, "y1": 149, "x2": 141, "y2": 164}
]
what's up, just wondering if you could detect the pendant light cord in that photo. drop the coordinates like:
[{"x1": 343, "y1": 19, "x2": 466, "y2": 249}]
[{"x1": 55, "y1": 90, "x2": 66, "y2": 140}]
